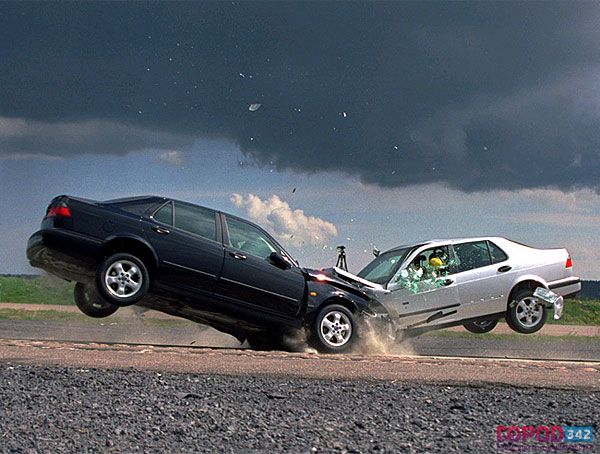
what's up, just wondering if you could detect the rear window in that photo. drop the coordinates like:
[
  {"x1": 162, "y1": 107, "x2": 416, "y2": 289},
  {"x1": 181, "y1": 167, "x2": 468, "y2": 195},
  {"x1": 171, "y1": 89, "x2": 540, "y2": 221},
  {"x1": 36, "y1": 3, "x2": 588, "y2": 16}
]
[
  {"x1": 108, "y1": 199, "x2": 159, "y2": 216},
  {"x1": 452, "y1": 241, "x2": 492, "y2": 273},
  {"x1": 488, "y1": 241, "x2": 508, "y2": 264},
  {"x1": 174, "y1": 202, "x2": 217, "y2": 241},
  {"x1": 152, "y1": 202, "x2": 173, "y2": 225}
]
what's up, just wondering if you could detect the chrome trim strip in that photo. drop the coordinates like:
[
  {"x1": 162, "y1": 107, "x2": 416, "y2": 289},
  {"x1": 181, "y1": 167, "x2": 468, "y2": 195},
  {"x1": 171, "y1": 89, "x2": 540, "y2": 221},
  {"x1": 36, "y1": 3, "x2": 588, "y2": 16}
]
[
  {"x1": 220, "y1": 277, "x2": 299, "y2": 303},
  {"x1": 396, "y1": 302, "x2": 461, "y2": 319},
  {"x1": 548, "y1": 277, "x2": 581, "y2": 290},
  {"x1": 163, "y1": 260, "x2": 216, "y2": 278}
]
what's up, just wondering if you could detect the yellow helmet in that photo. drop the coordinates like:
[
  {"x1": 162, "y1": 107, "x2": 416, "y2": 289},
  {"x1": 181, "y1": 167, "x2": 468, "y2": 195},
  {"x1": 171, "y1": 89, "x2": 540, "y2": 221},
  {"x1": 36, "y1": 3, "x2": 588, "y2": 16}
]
[{"x1": 429, "y1": 257, "x2": 444, "y2": 268}]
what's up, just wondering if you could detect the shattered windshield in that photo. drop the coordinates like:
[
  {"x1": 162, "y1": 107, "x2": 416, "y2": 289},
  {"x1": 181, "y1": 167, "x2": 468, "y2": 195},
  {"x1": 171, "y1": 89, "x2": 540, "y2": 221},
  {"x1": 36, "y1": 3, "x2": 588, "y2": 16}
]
[{"x1": 357, "y1": 247, "x2": 413, "y2": 285}]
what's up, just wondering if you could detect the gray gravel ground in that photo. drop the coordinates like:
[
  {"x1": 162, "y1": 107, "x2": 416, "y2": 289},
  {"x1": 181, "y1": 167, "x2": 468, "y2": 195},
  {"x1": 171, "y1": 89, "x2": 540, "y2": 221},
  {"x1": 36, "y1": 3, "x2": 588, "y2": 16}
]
[{"x1": 0, "y1": 364, "x2": 598, "y2": 453}]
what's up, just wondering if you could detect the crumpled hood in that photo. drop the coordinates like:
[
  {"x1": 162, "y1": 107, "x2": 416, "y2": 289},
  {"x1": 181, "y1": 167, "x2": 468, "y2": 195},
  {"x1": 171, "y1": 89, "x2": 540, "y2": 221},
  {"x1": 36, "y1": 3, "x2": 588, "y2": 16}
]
[{"x1": 303, "y1": 266, "x2": 385, "y2": 295}]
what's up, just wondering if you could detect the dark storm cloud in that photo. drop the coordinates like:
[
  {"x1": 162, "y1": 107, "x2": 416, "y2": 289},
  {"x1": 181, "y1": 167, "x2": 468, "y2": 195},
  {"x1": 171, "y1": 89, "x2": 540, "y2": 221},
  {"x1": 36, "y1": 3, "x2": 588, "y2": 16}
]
[{"x1": 1, "y1": 1, "x2": 600, "y2": 191}]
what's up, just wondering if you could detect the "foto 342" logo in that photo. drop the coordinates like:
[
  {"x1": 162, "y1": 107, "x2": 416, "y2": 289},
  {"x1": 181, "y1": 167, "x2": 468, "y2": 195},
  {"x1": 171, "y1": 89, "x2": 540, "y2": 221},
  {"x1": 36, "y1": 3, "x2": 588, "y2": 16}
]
[{"x1": 496, "y1": 425, "x2": 594, "y2": 443}]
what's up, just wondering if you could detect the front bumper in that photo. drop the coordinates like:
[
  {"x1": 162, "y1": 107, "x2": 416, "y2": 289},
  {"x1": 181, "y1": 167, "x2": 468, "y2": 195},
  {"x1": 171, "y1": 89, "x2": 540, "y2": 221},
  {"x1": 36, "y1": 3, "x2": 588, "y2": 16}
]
[
  {"x1": 27, "y1": 229, "x2": 101, "y2": 283},
  {"x1": 534, "y1": 287, "x2": 564, "y2": 320}
]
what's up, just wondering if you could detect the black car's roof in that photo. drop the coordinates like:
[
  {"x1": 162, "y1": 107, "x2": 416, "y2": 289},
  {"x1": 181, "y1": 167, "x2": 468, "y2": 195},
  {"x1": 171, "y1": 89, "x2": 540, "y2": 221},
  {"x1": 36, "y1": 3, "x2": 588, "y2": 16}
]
[
  {"x1": 103, "y1": 195, "x2": 166, "y2": 204},
  {"x1": 131, "y1": 195, "x2": 295, "y2": 261}
]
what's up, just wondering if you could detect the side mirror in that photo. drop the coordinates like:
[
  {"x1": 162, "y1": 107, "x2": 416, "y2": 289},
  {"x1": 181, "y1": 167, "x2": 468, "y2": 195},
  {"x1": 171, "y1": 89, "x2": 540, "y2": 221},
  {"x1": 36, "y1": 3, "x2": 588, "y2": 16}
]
[{"x1": 269, "y1": 251, "x2": 291, "y2": 270}]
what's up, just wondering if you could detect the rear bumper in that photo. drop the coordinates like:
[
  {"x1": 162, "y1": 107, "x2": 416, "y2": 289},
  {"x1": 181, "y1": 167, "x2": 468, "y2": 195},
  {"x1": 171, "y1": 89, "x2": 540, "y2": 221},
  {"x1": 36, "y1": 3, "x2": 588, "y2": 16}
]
[
  {"x1": 547, "y1": 277, "x2": 581, "y2": 298},
  {"x1": 27, "y1": 229, "x2": 102, "y2": 283}
]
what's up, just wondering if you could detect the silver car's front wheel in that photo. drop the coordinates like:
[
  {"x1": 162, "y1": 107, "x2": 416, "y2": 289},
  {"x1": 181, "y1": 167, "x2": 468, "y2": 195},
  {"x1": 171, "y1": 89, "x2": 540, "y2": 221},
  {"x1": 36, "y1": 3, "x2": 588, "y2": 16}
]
[{"x1": 506, "y1": 288, "x2": 547, "y2": 334}]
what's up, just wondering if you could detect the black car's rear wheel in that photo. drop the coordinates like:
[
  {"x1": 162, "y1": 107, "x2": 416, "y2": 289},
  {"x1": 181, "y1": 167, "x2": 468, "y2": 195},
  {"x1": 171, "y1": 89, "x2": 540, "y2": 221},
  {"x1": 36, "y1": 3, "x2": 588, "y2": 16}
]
[
  {"x1": 506, "y1": 288, "x2": 547, "y2": 334},
  {"x1": 312, "y1": 304, "x2": 357, "y2": 353},
  {"x1": 96, "y1": 253, "x2": 149, "y2": 306},
  {"x1": 463, "y1": 319, "x2": 498, "y2": 334},
  {"x1": 74, "y1": 283, "x2": 119, "y2": 318}
]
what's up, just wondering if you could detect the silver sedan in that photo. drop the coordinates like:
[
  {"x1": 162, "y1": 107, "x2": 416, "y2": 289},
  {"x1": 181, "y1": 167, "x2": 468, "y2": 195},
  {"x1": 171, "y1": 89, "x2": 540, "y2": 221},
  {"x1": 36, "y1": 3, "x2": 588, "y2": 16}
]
[{"x1": 345, "y1": 237, "x2": 580, "y2": 335}]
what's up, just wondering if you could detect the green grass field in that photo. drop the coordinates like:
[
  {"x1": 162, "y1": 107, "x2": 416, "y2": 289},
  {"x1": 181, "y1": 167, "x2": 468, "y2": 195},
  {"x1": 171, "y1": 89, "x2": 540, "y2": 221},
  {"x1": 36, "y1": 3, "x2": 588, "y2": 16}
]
[
  {"x1": 0, "y1": 275, "x2": 74, "y2": 305},
  {"x1": 547, "y1": 299, "x2": 600, "y2": 326},
  {"x1": 1, "y1": 276, "x2": 599, "y2": 326}
]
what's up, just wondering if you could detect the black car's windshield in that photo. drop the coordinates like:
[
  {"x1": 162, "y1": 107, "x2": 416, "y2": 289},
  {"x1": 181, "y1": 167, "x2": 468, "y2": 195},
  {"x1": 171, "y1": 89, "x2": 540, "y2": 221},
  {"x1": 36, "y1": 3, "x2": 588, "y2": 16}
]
[{"x1": 357, "y1": 247, "x2": 413, "y2": 285}]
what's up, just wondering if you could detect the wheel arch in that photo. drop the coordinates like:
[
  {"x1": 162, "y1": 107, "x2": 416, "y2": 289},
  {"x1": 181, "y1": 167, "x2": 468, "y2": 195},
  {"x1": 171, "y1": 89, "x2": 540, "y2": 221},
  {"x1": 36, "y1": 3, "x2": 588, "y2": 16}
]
[
  {"x1": 316, "y1": 296, "x2": 360, "y2": 316},
  {"x1": 100, "y1": 235, "x2": 159, "y2": 279},
  {"x1": 507, "y1": 276, "x2": 548, "y2": 307}
]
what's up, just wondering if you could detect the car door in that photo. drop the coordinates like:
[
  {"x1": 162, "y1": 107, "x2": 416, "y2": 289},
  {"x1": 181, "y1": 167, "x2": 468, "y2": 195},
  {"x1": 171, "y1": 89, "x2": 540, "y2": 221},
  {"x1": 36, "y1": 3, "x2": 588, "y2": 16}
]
[
  {"x1": 382, "y1": 244, "x2": 461, "y2": 329},
  {"x1": 450, "y1": 240, "x2": 514, "y2": 319},
  {"x1": 142, "y1": 200, "x2": 225, "y2": 298},
  {"x1": 217, "y1": 214, "x2": 305, "y2": 318}
]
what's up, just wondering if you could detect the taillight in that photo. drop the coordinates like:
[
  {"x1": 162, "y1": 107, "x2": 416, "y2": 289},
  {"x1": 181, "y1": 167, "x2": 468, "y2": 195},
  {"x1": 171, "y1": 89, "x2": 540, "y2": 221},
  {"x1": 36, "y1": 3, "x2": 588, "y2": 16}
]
[
  {"x1": 565, "y1": 256, "x2": 573, "y2": 268},
  {"x1": 47, "y1": 205, "x2": 71, "y2": 218}
]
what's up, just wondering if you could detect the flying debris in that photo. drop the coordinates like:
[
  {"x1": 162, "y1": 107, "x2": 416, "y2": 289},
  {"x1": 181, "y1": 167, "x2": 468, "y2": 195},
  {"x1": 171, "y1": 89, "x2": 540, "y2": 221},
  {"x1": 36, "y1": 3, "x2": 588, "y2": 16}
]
[
  {"x1": 249, "y1": 103, "x2": 262, "y2": 111},
  {"x1": 342, "y1": 112, "x2": 347, "y2": 118},
  {"x1": 292, "y1": 188, "x2": 296, "y2": 193}
]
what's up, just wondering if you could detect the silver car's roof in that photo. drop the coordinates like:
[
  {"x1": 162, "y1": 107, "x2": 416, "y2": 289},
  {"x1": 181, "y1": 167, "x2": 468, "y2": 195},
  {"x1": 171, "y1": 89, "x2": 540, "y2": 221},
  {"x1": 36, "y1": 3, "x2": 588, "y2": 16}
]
[{"x1": 385, "y1": 236, "x2": 511, "y2": 254}]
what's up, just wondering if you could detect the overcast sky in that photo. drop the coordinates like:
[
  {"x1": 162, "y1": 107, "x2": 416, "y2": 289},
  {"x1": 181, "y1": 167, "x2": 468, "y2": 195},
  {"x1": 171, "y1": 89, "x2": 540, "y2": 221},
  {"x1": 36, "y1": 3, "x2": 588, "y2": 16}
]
[{"x1": 1, "y1": 1, "x2": 599, "y2": 278}]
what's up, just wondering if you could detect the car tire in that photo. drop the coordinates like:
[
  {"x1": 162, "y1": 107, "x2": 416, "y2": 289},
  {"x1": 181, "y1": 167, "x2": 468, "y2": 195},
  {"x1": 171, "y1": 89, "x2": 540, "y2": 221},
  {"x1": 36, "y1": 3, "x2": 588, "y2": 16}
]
[
  {"x1": 463, "y1": 319, "x2": 498, "y2": 334},
  {"x1": 506, "y1": 288, "x2": 547, "y2": 334},
  {"x1": 312, "y1": 304, "x2": 357, "y2": 353},
  {"x1": 96, "y1": 253, "x2": 150, "y2": 307},
  {"x1": 74, "y1": 283, "x2": 119, "y2": 318}
]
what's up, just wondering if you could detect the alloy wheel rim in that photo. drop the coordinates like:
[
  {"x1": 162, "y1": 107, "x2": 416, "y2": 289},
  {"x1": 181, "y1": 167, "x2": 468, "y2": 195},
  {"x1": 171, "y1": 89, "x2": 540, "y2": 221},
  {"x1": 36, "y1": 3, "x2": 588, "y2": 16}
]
[
  {"x1": 104, "y1": 260, "x2": 142, "y2": 298},
  {"x1": 516, "y1": 296, "x2": 543, "y2": 328},
  {"x1": 320, "y1": 311, "x2": 352, "y2": 347}
]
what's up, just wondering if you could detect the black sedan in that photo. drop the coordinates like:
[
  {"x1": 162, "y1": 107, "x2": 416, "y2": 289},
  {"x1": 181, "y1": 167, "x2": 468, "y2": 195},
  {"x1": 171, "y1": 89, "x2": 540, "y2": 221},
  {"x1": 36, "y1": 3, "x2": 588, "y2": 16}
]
[{"x1": 27, "y1": 195, "x2": 386, "y2": 352}]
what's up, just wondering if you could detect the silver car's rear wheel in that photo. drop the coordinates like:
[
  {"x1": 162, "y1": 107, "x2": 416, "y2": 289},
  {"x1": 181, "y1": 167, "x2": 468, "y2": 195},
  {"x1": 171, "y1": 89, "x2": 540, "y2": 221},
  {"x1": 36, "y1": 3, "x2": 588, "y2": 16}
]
[
  {"x1": 515, "y1": 297, "x2": 544, "y2": 328},
  {"x1": 506, "y1": 288, "x2": 547, "y2": 334}
]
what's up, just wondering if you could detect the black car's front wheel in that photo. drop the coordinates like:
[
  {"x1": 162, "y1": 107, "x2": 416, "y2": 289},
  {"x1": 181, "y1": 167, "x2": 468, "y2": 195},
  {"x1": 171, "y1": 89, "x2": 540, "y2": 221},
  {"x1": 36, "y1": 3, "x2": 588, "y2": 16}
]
[
  {"x1": 96, "y1": 253, "x2": 150, "y2": 306},
  {"x1": 313, "y1": 304, "x2": 357, "y2": 353},
  {"x1": 463, "y1": 319, "x2": 498, "y2": 334},
  {"x1": 74, "y1": 283, "x2": 119, "y2": 318}
]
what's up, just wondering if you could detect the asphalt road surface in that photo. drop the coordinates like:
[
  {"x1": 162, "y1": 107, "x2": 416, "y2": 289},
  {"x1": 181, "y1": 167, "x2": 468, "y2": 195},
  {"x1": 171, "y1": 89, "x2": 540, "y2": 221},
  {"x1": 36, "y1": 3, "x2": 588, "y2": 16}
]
[
  {"x1": 1, "y1": 319, "x2": 599, "y2": 361},
  {"x1": 1, "y1": 319, "x2": 598, "y2": 452},
  {"x1": 0, "y1": 362, "x2": 598, "y2": 453}
]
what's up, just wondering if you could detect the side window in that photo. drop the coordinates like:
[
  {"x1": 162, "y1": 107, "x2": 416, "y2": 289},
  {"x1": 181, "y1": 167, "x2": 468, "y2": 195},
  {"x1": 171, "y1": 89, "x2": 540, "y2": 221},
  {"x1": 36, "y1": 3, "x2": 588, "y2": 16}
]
[
  {"x1": 488, "y1": 241, "x2": 508, "y2": 264},
  {"x1": 452, "y1": 241, "x2": 492, "y2": 273},
  {"x1": 405, "y1": 245, "x2": 451, "y2": 280},
  {"x1": 153, "y1": 202, "x2": 173, "y2": 226},
  {"x1": 226, "y1": 217, "x2": 277, "y2": 260},
  {"x1": 173, "y1": 202, "x2": 217, "y2": 241}
]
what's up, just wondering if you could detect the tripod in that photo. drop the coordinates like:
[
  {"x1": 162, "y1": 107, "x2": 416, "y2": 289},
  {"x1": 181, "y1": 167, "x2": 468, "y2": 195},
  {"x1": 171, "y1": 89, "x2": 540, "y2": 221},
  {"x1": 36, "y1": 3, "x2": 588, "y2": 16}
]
[{"x1": 335, "y1": 245, "x2": 348, "y2": 271}]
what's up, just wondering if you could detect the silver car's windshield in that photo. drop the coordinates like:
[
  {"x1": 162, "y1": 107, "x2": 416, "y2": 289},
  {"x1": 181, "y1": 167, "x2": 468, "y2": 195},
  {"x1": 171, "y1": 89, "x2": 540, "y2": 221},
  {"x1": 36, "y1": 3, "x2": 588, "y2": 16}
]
[{"x1": 357, "y1": 247, "x2": 413, "y2": 285}]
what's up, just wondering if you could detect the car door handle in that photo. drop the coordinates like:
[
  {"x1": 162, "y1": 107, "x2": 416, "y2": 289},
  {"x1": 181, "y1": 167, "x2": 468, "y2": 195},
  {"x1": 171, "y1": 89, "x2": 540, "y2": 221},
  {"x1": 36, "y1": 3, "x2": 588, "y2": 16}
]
[
  {"x1": 229, "y1": 252, "x2": 247, "y2": 260},
  {"x1": 443, "y1": 278, "x2": 454, "y2": 286},
  {"x1": 151, "y1": 225, "x2": 170, "y2": 235},
  {"x1": 498, "y1": 265, "x2": 512, "y2": 273}
]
